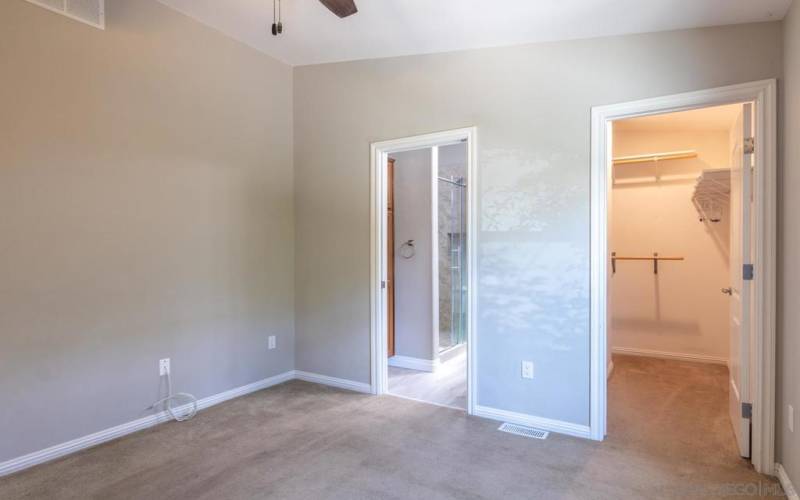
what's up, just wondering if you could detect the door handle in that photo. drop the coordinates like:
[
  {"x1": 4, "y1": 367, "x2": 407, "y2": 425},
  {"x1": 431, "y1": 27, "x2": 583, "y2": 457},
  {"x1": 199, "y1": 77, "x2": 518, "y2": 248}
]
[{"x1": 721, "y1": 287, "x2": 733, "y2": 295}]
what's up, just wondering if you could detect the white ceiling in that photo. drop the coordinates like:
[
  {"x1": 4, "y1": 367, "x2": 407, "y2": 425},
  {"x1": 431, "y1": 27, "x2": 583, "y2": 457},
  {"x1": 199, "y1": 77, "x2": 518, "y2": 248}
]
[
  {"x1": 615, "y1": 104, "x2": 743, "y2": 133},
  {"x1": 157, "y1": 0, "x2": 792, "y2": 66}
]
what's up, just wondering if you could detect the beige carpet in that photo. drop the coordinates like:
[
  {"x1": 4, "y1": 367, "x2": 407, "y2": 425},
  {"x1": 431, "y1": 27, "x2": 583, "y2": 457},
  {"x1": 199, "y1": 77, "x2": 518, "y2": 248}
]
[{"x1": 0, "y1": 355, "x2": 783, "y2": 499}]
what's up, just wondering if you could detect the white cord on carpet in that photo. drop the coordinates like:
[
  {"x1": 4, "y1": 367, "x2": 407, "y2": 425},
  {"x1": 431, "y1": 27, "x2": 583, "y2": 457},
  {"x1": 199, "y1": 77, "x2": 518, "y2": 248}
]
[{"x1": 150, "y1": 372, "x2": 198, "y2": 422}]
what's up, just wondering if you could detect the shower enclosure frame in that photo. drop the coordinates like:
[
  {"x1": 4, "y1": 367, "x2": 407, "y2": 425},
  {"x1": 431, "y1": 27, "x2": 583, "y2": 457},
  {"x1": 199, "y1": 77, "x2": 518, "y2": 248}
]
[
  {"x1": 369, "y1": 127, "x2": 478, "y2": 415},
  {"x1": 438, "y1": 174, "x2": 468, "y2": 353}
]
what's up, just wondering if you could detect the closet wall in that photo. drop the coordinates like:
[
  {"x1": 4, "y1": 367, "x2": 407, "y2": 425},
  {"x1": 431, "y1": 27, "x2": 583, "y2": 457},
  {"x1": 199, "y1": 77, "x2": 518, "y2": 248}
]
[{"x1": 610, "y1": 127, "x2": 732, "y2": 362}]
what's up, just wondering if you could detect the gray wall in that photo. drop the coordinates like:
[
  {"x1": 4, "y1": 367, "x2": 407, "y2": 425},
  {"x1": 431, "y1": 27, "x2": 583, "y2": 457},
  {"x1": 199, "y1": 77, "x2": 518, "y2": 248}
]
[
  {"x1": 778, "y1": 0, "x2": 800, "y2": 488},
  {"x1": 2, "y1": 0, "x2": 793, "y2": 468},
  {"x1": 0, "y1": 0, "x2": 294, "y2": 462},
  {"x1": 293, "y1": 22, "x2": 783, "y2": 426},
  {"x1": 391, "y1": 149, "x2": 434, "y2": 361}
]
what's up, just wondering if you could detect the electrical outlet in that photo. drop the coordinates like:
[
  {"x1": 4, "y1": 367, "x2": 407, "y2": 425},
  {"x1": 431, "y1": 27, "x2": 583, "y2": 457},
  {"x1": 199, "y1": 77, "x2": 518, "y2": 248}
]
[
  {"x1": 789, "y1": 405, "x2": 795, "y2": 433},
  {"x1": 268, "y1": 336, "x2": 276, "y2": 350},
  {"x1": 521, "y1": 361, "x2": 534, "y2": 379},
  {"x1": 159, "y1": 358, "x2": 170, "y2": 376}
]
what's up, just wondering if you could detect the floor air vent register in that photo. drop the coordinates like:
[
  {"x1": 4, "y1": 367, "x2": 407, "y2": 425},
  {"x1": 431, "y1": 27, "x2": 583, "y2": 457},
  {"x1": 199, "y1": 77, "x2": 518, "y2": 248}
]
[{"x1": 498, "y1": 423, "x2": 549, "y2": 440}]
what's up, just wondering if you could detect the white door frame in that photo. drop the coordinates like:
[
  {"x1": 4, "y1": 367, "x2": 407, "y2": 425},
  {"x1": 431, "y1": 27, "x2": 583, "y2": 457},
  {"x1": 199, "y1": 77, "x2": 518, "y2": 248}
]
[
  {"x1": 589, "y1": 79, "x2": 777, "y2": 474},
  {"x1": 370, "y1": 127, "x2": 478, "y2": 414}
]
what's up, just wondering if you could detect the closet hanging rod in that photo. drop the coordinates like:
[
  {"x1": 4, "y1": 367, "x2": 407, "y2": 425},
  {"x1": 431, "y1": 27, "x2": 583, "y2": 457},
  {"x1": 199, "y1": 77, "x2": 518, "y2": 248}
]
[
  {"x1": 612, "y1": 256, "x2": 685, "y2": 261},
  {"x1": 611, "y1": 252, "x2": 685, "y2": 274},
  {"x1": 613, "y1": 150, "x2": 697, "y2": 165}
]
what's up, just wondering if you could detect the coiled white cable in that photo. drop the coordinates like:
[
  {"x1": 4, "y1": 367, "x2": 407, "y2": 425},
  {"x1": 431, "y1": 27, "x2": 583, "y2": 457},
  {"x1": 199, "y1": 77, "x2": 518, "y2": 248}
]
[{"x1": 150, "y1": 372, "x2": 198, "y2": 422}]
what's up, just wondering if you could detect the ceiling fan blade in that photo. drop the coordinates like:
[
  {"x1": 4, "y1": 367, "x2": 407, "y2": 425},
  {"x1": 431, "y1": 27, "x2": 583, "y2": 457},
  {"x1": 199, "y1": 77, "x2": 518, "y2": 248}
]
[{"x1": 318, "y1": 0, "x2": 358, "y2": 18}]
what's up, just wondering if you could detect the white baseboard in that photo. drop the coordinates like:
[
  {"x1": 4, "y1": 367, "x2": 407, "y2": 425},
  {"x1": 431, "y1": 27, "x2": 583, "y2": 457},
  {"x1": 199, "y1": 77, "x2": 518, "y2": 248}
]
[
  {"x1": 388, "y1": 355, "x2": 440, "y2": 372},
  {"x1": 195, "y1": 371, "x2": 296, "y2": 411},
  {"x1": 612, "y1": 347, "x2": 728, "y2": 365},
  {"x1": 3, "y1": 368, "x2": 600, "y2": 478},
  {"x1": 438, "y1": 343, "x2": 466, "y2": 363},
  {"x1": 0, "y1": 370, "x2": 295, "y2": 478},
  {"x1": 293, "y1": 370, "x2": 373, "y2": 394},
  {"x1": 607, "y1": 360, "x2": 615, "y2": 379},
  {"x1": 777, "y1": 463, "x2": 799, "y2": 500},
  {"x1": 474, "y1": 405, "x2": 591, "y2": 439}
]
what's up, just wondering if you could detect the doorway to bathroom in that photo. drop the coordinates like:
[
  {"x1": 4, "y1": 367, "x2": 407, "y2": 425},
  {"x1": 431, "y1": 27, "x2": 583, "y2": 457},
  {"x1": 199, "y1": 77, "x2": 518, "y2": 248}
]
[{"x1": 370, "y1": 128, "x2": 477, "y2": 413}]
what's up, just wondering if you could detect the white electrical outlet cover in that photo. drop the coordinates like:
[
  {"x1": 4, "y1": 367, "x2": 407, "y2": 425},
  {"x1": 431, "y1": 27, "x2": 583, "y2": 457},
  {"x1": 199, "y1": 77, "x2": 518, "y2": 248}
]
[{"x1": 521, "y1": 361, "x2": 534, "y2": 379}]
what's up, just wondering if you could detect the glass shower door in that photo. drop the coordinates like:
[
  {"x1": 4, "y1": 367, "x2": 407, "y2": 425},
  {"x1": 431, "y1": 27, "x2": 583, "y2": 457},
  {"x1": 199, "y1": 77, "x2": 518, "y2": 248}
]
[{"x1": 438, "y1": 175, "x2": 467, "y2": 352}]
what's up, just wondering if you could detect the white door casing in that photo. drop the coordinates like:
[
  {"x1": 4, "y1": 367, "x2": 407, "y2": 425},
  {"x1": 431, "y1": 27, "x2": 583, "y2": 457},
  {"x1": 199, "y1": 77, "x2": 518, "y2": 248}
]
[
  {"x1": 590, "y1": 80, "x2": 776, "y2": 474},
  {"x1": 370, "y1": 127, "x2": 478, "y2": 415}
]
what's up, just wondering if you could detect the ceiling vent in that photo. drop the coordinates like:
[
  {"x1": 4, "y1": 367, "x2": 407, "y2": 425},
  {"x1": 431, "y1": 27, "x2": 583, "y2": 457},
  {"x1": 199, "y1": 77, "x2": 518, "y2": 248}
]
[{"x1": 25, "y1": 0, "x2": 105, "y2": 30}]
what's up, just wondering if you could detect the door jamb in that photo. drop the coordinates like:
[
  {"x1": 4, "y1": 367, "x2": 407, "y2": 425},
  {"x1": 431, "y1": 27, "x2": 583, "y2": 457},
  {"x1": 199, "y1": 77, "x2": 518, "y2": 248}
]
[
  {"x1": 430, "y1": 147, "x2": 441, "y2": 365},
  {"x1": 370, "y1": 127, "x2": 478, "y2": 415},
  {"x1": 589, "y1": 80, "x2": 777, "y2": 474}
]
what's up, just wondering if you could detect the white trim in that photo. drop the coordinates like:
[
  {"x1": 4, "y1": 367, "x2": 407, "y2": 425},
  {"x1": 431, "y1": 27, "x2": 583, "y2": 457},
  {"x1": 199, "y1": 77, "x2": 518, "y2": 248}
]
[
  {"x1": 192, "y1": 371, "x2": 295, "y2": 408},
  {"x1": 388, "y1": 355, "x2": 440, "y2": 372},
  {"x1": 612, "y1": 347, "x2": 728, "y2": 365},
  {"x1": 430, "y1": 146, "x2": 441, "y2": 365},
  {"x1": 466, "y1": 129, "x2": 479, "y2": 417},
  {"x1": 0, "y1": 370, "x2": 295, "y2": 477},
  {"x1": 776, "y1": 463, "x2": 800, "y2": 500},
  {"x1": 590, "y1": 79, "x2": 777, "y2": 473},
  {"x1": 439, "y1": 342, "x2": 467, "y2": 363},
  {"x1": 474, "y1": 405, "x2": 591, "y2": 440},
  {"x1": 293, "y1": 370, "x2": 372, "y2": 394},
  {"x1": 370, "y1": 127, "x2": 478, "y2": 415}
]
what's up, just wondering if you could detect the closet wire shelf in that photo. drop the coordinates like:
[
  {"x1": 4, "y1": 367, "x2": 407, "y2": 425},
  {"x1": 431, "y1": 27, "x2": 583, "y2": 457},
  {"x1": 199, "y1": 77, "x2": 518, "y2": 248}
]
[{"x1": 693, "y1": 168, "x2": 730, "y2": 223}]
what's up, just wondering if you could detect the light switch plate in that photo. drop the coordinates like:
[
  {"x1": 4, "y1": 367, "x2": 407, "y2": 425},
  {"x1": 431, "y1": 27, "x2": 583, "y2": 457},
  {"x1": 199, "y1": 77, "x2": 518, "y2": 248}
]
[{"x1": 268, "y1": 336, "x2": 276, "y2": 350}]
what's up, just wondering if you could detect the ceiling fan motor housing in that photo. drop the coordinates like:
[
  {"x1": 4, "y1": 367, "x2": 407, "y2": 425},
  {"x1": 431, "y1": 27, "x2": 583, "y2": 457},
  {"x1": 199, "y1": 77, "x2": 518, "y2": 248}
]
[{"x1": 272, "y1": 0, "x2": 357, "y2": 36}]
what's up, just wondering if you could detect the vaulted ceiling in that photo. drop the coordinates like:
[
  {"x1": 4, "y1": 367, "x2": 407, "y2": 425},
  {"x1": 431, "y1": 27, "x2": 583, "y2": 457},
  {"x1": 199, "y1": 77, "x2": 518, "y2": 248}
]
[{"x1": 157, "y1": 0, "x2": 792, "y2": 66}]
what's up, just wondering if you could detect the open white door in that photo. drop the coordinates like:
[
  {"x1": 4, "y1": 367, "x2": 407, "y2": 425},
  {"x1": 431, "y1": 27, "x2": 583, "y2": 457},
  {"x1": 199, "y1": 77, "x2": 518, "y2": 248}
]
[{"x1": 727, "y1": 103, "x2": 754, "y2": 458}]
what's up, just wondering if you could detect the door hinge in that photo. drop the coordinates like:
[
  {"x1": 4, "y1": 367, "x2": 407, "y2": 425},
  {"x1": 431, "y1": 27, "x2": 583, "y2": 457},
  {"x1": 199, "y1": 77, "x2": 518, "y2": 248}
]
[
  {"x1": 743, "y1": 264, "x2": 754, "y2": 281},
  {"x1": 744, "y1": 137, "x2": 755, "y2": 155},
  {"x1": 742, "y1": 402, "x2": 753, "y2": 419},
  {"x1": 381, "y1": 280, "x2": 386, "y2": 289}
]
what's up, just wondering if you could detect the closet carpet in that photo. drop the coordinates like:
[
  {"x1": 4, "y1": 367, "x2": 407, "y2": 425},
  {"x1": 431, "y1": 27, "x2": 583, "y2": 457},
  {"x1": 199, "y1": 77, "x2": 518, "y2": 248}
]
[{"x1": 0, "y1": 355, "x2": 781, "y2": 499}]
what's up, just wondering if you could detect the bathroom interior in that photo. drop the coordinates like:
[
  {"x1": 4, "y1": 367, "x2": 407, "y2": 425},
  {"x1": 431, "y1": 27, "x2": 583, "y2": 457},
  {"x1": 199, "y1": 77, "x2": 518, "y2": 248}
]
[{"x1": 387, "y1": 141, "x2": 468, "y2": 409}]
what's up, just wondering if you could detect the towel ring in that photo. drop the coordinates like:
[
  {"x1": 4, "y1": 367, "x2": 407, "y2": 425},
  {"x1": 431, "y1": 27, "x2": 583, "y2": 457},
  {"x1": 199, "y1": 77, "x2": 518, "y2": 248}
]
[{"x1": 399, "y1": 240, "x2": 415, "y2": 259}]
